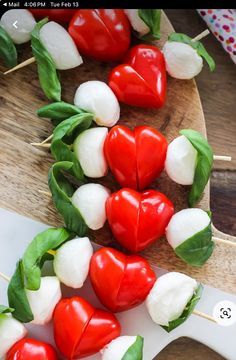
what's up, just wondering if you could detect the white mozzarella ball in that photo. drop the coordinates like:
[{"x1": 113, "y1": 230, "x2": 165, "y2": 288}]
[
  {"x1": 39, "y1": 21, "x2": 83, "y2": 70},
  {"x1": 26, "y1": 276, "x2": 61, "y2": 325},
  {"x1": 166, "y1": 208, "x2": 211, "y2": 250},
  {"x1": 74, "y1": 127, "x2": 108, "y2": 178},
  {"x1": 146, "y1": 272, "x2": 198, "y2": 326},
  {"x1": 71, "y1": 183, "x2": 110, "y2": 230},
  {"x1": 165, "y1": 135, "x2": 197, "y2": 185},
  {"x1": 53, "y1": 237, "x2": 93, "y2": 289},
  {"x1": 74, "y1": 81, "x2": 120, "y2": 127},
  {"x1": 101, "y1": 336, "x2": 138, "y2": 360},
  {"x1": 0, "y1": 10, "x2": 36, "y2": 44},
  {"x1": 124, "y1": 9, "x2": 149, "y2": 36},
  {"x1": 0, "y1": 315, "x2": 27, "y2": 358},
  {"x1": 163, "y1": 41, "x2": 203, "y2": 79}
]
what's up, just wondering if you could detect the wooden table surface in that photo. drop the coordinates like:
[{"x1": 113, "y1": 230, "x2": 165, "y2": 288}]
[{"x1": 157, "y1": 9, "x2": 236, "y2": 360}]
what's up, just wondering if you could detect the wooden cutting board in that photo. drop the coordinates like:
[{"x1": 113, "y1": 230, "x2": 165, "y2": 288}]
[{"x1": 0, "y1": 11, "x2": 235, "y2": 300}]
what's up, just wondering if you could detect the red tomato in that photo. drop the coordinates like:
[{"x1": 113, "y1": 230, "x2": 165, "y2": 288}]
[
  {"x1": 106, "y1": 188, "x2": 174, "y2": 252},
  {"x1": 90, "y1": 247, "x2": 156, "y2": 312},
  {"x1": 68, "y1": 10, "x2": 131, "y2": 62},
  {"x1": 6, "y1": 338, "x2": 58, "y2": 360},
  {"x1": 104, "y1": 125, "x2": 168, "y2": 190},
  {"x1": 30, "y1": 9, "x2": 77, "y2": 23},
  {"x1": 53, "y1": 296, "x2": 120, "y2": 359},
  {"x1": 109, "y1": 44, "x2": 166, "y2": 108}
]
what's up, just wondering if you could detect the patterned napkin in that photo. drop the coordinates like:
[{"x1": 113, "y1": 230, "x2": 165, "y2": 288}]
[{"x1": 197, "y1": 9, "x2": 236, "y2": 64}]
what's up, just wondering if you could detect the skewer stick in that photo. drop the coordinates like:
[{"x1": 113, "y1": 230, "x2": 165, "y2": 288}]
[
  {"x1": 213, "y1": 236, "x2": 236, "y2": 247},
  {"x1": 4, "y1": 57, "x2": 35, "y2": 75},
  {"x1": 213, "y1": 155, "x2": 232, "y2": 162},
  {"x1": 31, "y1": 143, "x2": 51, "y2": 148},
  {"x1": 47, "y1": 249, "x2": 56, "y2": 256},
  {"x1": 3, "y1": 29, "x2": 211, "y2": 75},
  {"x1": 41, "y1": 134, "x2": 53, "y2": 144},
  {"x1": 3, "y1": 30, "x2": 211, "y2": 75},
  {"x1": 37, "y1": 190, "x2": 236, "y2": 248},
  {"x1": 0, "y1": 271, "x2": 10, "y2": 282},
  {"x1": 193, "y1": 309, "x2": 216, "y2": 323},
  {"x1": 191, "y1": 29, "x2": 210, "y2": 42},
  {"x1": 38, "y1": 189, "x2": 52, "y2": 196},
  {"x1": 0, "y1": 270, "x2": 219, "y2": 324},
  {"x1": 31, "y1": 141, "x2": 232, "y2": 164}
]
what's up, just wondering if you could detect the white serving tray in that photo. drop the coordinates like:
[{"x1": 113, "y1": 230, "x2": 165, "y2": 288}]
[{"x1": 0, "y1": 208, "x2": 236, "y2": 360}]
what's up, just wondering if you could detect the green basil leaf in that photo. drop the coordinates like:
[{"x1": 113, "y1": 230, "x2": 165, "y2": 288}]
[
  {"x1": 51, "y1": 140, "x2": 85, "y2": 181},
  {"x1": 0, "y1": 25, "x2": 17, "y2": 67},
  {"x1": 51, "y1": 113, "x2": 93, "y2": 181},
  {"x1": 180, "y1": 129, "x2": 213, "y2": 207},
  {"x1": 37, "y1": 101, "x2": 84, "y2": 122},
  {"x1": 138, "y1": 9, "x2": 161, "y2": 41},
  {"x1": 168, "y1": 32, "x2": 215, "y2": 71},
  {"x1": 0, "y1": 305, "x2": 14, "y2": 314},
  {"x1": 175, "y1": 218, "x2": 214, "y2": 267},
  {"x1": 162, "y1": 284, "x2": 203, "y2": 332},
  {"x1": 31, "y1": 18, "x2": 61, "y2": 101},
  {"x1": 7, "y1": 260, "x2": 34, "y2": 323},
  {"x1": 23, "y1": 227, "x2": 73, "y2": 291},
  {"x1": 52, "y1": 112, "x2": 93, "y2": 144},
  {"x1": 48, "y1": 161, "x2": 88, "y2": 236},
  {"x1": 122, "y1": 335, "x2": 144, "y2": 360}
]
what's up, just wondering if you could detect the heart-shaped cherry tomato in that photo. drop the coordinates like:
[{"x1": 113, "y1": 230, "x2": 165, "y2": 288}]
[
  {"x1": 90, "y1": 247, "x2": 156, "y2": 312},
  {"x1": 109, "y1": 44, "x2": 166, "y2": 108},
  {"x1": 53, "y1": 296, "x2": 120, "y2": 359},
  {"x1": 6, "y1": 338, "x2": 58, "y2": 360},
  {"x1": 69, "y1": 10, "x2": 131, "y2": 62},
  {"x1": 106, "y1": 188, "x2": 174, "y2": 252},
  {"x1": 104, "y1": 125, "x2": 168, "y2": 190}
]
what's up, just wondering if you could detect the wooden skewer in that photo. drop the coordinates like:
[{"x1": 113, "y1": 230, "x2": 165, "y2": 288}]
[
  {"x1": 4, "y1": 57, "x2": 35, "y2": 75},
  {"x1": 31, "y1": 143, "x2": 51, "y2": 148},
  {"x1": 31, "y1": 142, "x2": 232, "y2": 164},
  {"x1": 3, "y1": 30, "x2": 211, "y2": 75},
  {"x1": 41, "y1": 134, "x2": 53, "y2": 144},
  {"x1": 3, "y1": 29, "x2": 211, "y2": 76},
  {"x1": 193, "y1": 309, "x2": 216, "y2": 323},
  {"x1": 0, "y1": 270, "x2": 218, "y2": 324},
  {"x1": 0, "y1": 271, "x2": 10, "y2": 282},
  {"x1": 191, "y1": 29, "x2": 210, "y2": 42},
  {"x1": 37, "y1": 190, "x2": 236, "y2": 248},
  {"x1": 39, "y1": 191, "x2": 236, "y2": 258},
  {"x1": 38, "y1": 189, "x2": 52, "y2": 196},
  {"x1": 213, "y1": 236, "x2": 236, "y2": 247},
  {"x1": 213, "y1": 155, "x2": 232, "y2": 161},
  {"x1": 47, "y1": 249, "x2": 56, "y2": 256}
]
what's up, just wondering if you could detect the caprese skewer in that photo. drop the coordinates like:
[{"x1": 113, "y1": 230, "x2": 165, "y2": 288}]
[
  {"x1": 4, "y1": 16, "x2": 83, "y2": 102},
  {"x1": 162, "y1": 29, "x2": 215, "y2": 79},
  {"x1": 146, "y1": 272, "x2": 215, "y2": 332},
  {"x1": 34, "y1": 80, "x2": 120, "y2": 128},
  {"x1": 33, "y1": 124, "x2": 230, "y2": 193},
  {"x1": 166, "y1": 208, "x2": 236, "y2": 266},
  {"x1": 48, "y1": 161, "x2": 110, "y2": 234},
  {"x1": 165, "y1": 129, "x2": 231, "y2": 207}
]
